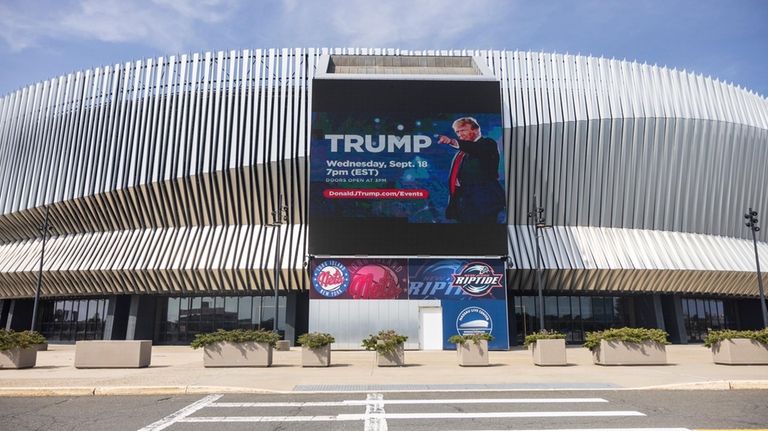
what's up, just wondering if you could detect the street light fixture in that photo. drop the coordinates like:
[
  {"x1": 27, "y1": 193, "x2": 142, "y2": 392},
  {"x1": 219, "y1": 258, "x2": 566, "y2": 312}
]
[
  {"x1": 269, "y1": 194, "x2": 289, "y2": 336},
  {"x1": 744, "y1": 208, "x2": 768, "y2": 328},
  {"x1": 528, "y1": 195, "x2": 551, "y2": 331},
  {"x1": 31, "y1": 206, "x2": 51, "y2": 332}
]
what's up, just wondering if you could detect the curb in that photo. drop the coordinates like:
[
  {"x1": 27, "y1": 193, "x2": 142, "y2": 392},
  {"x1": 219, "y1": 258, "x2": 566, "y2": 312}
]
[
  {"x1": 635, "y1": 380, "x2": 768, "y2": 391},
  {"x1": 0, "y1": 387, "x2": 97, "y2": 397},
  {"x1": 0, "y1": 386, "x2": 287, "y2": 397},
  {"x1": 1, "y1": 380, "x2": 767, "y2": 397}
]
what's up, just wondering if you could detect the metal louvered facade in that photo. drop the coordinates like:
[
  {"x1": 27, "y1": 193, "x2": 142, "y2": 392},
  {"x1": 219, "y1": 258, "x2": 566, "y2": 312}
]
[{"x1": 1, "y1": 48, "x2": 767, "y2": 305}]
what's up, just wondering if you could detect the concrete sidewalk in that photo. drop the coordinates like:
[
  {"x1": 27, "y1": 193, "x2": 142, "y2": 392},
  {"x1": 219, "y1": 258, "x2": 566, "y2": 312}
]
[{"x1": 1, "y1": 344, "x2": 766, "y2": 396}]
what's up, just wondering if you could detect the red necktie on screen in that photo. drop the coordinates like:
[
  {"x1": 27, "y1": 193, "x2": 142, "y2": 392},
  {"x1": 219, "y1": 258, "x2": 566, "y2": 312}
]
[{"x1": 449, "y1": 151, "x2": 465, "y2": 195}]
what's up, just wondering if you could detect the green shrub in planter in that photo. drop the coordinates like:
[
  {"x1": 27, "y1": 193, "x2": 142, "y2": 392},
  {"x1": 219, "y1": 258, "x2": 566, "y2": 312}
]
[
  {"x1": 448, "y1": 333, "x2": 493, "y2": 345},
  {"x1": 0, "y1": 330, "x2": 46, "y2": 351},
  {"x1": 361, "y1": 330, "x2": 408, "y2": 354},
  {"x1": 583, "y1": 327, "x2": 669, "y2": 351},
  {"x1": 25, "y1": 331, "x2": 47, "y2": 346},
  {"x1": 704, "y1": 329, "x2": 768, "y2": 348},
  {"x1": 523, "y1": 330, "x2": 565, "y2": 347},
  {"x1": 451, "y1": 333, "x2": 492, "y2": 366},
  {"x1": 0, "y1": 330, "x2": 41, "y2": 369},
  {"x1": 190, "y1": 329, "x2": 280, "y2": 349},
  {"x1": 297, "y1": 332, "x2": 335, "y2": 348}
]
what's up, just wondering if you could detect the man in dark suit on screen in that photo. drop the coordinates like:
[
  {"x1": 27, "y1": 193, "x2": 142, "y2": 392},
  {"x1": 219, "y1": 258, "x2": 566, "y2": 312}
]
[{"x1": 438, "y1": 117, "x2": 506, "y2": 224}]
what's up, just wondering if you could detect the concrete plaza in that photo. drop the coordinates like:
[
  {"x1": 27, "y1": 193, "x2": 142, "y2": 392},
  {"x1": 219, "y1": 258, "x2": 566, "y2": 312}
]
[{"x1": 1, "y1": 344, "x2": 766, "y2": 396}]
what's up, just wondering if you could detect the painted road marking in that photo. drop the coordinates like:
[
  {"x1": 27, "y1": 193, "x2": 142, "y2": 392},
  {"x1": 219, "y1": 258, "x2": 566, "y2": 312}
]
[
  {"x1": 137, "y1": 393, "x2": 650, "y2": 430},
  {"x1": 175, "y1": 410, "x2": 646, "y2": 423},
  {"x1": 337, "y1": 411, "x2": 647, "y2": 420},
  {"x1": 439, "y1": 429, "x2": 692, "y2": 431},
  {"x1": 137, "y1": 394, "x2": 222, "y2": 431},
  {"x1": 181, "y1": 416, "x2": 339, "y2": 422},
  {"x1": 364, "y1": 393, "x2": 387, "y2": 431},
  {"x1": 210, "y1": 397, "x2": 609, "y2": 407}
]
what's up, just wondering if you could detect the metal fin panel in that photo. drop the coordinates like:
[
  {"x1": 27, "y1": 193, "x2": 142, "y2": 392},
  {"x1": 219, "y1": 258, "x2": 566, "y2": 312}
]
[{"x1": 0, "y1": 49, "x2": 766, "y2": 297}]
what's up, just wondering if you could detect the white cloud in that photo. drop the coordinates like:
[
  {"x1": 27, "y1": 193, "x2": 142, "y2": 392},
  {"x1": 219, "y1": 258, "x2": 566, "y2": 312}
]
[
  {"x1": 331, "y1": 0, "x2": 480, "y2": 47},
  {"x1": 0, "y1": 2, "x2": 62, "y2": 51},
  {"x1": 281, "y1": 0, "x2": 299, "y2": 13},
  {"x1": 153, "y1": 0, "x2": 239, "y2": 23},
  {"x1": 1, "y1": 0, "x2": 505, "y2": 54},
  {"x1": 0, "y1": 0, "x2": 240, "y2": 53},
  {"x1": 279, "y1": 0, "x2": 507, "y2": 48}
]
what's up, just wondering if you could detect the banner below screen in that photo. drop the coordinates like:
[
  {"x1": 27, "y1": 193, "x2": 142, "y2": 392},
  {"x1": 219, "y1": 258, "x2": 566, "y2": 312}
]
[
  {"x1": 441, "y1": 299, "x2": 509, "y2": 350},
  {"x1": 310, "y1": 257, "x2": 509, "y2": 350},
  {"x1": 408, "y1": 258, "x2": 506, "y2": 300},
  {"x1": 310, "y1": 258, "x2": 408, "y2": 300},
  {"x1": 311, "y1": 258, "x2": 506, "y2": 301}
]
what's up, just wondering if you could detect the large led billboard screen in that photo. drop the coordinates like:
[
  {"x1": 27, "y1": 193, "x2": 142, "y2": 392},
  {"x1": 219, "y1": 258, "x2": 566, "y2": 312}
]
[{"x1": 309, "y1": 79, "x2": 506, "y2": 256}]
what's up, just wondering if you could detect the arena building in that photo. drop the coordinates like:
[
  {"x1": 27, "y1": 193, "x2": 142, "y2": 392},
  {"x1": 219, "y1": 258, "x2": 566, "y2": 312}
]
[{"x1": 0, "y1": 48, "x2": 766, "y2": 348}]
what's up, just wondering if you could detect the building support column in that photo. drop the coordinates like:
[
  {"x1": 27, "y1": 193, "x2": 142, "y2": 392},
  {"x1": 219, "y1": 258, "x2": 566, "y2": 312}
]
[
  {"x1": 103, "y1": 296, "x2": 118, "y2": 340},
  {"x1": 626, "y1": 297, "x2": 637, "y2": 327},
  {"x1": 3, "y1": 299, "x2": 13, "y2": 330},
  {"x1": 652, "y1": 294, "x2": 666, "y2": 331},
  {"x1": 284, "y1": 293, "x2": 297, "y2": 346},
  {"x1": 508, "y1": 294, "x2": 518, "y2": 346},
  {"x1": 671, "y1": 295, "x2": 688, "y2": 344},
  {"x1": 660, "y1": 294, "x2": 688, "y2": 344},
  {"x1": 5, "y1": 299, "x2": 33, "y2": 331},
  {"x1": 103, "y1": 295, "x2": 131, "y2": 340},
  {"x1": 0, "y1": 299, "x2": 9, "y2": 329},
  {"x1": 125, "y1": 295, "x2": 157, "y2": 341},
  {"x1": 125, "y1": 295, "x2": 140, "y2": 340}
]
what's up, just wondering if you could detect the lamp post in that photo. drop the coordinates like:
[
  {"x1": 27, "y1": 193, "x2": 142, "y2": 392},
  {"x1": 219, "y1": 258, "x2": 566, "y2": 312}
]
[
  {"x1": 744, "y1": 208, "x2": 768, "y2": 328},
  {"x1": 31, "y1": 206, "x2": 51, "y2": 332},
  {"x1": 528, "y1": 195, "x2": 551, "y2": 331},
  {"x1": 270, "y1": 194, "x2": 288, "y2": 336}
]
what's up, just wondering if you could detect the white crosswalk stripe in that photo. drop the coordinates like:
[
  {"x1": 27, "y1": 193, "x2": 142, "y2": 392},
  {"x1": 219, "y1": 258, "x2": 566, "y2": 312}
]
[
  {"x1": 138, "y1": 393, "x2": 693, "y2": 430},
  {"x1": 211, "y1": 397, "x2": 610, "y2": 407},
  {"x1": 175, "y1": 410, "x2": 645, "y2": 423},
  {"x1": 443, "y1": 429, "x2": 691, "y2": 431},
  {"x1": 138, "y1": 394, "x2": 223, "y2": 431},
  {"x1": 339, "y1": 411, "x2": 647, "y2": 420}
]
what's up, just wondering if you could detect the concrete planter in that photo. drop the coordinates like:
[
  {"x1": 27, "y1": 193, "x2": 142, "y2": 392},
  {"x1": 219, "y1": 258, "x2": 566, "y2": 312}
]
[
  {"x1": 203, "y1": 341, "x2": 273, "y2": 367},
  {"x1": 456, "y1": 339, "x2": 489, "y2": 366},
  {"x1": 0, "y1": 348, "x2": 37, "y2": 369},
  {"x1": 276, "y1": 340, "x2": 290, "y2": 351},
  {"x1": 711, "y1": 339, "x2": 768, "y2": 365},
  {"x1": 301, "y1": 345, "x2": 331, "y2": 367},
  {"x1": 530, "y1": 338, "x2": 567, "y2": 366},
  {"x1": 592, "y1": 339, "x2": 667, "y2": 365},
  {"x1": 32, "y1": 343, "x2": 48, "y2": 352},
  {"x1": 75, "y1": 340, "x2": 152, "y2": 368},
  {"x1": 376, "y1": 343, "x2": 405, "y2": 367}
]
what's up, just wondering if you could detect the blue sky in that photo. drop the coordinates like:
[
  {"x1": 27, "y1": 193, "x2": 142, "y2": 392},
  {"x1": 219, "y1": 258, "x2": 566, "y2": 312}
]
[{"x1": 1, "y1": 0, "x2": 766, "y2": 97}]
